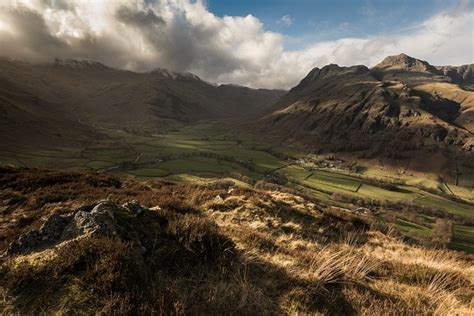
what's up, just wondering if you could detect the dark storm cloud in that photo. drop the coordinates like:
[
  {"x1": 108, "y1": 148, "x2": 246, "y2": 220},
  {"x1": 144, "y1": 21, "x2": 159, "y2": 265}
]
[
  {"x1": 0, "y1": 0, "x2": 472, "y2": 89},
  {"x1": 146, "y1": 10, "x2": 242, "y2": 76},
  {"x1": 116, "y1": 6, "x2": 165, "y2": 27},
  {"x1": 1, "y1": 6, "x2": 65, "y2": 62}
]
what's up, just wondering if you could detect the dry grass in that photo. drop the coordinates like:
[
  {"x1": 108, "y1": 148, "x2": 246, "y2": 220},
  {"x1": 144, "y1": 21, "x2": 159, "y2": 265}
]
[{"x1": 1, "y1": 167, "x2": 473, "y2": 314}]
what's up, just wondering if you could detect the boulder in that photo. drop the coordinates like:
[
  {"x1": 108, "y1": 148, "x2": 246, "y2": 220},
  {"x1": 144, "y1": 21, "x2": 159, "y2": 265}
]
[
  {"x1": 2, "y1": 200, "x2": 142, "y2": 257},
  {"x1": 123, "y1": 200, "x2": 146, "y2": 215},
  {"x1": 2, "y1": 213, "x2": 71, "y2": 256}
]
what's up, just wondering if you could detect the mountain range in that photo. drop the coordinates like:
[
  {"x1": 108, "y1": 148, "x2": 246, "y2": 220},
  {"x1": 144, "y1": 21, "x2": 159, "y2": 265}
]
[
  {"x1": 259, "y1": 54, "x2": 473, "y2": 151},
  {"x1": 256, "y1": 54, "x2": 473, "y2": 174},
  {"x1": 0, "y1": 57, "x2": 284, "y2": 149},
  {"x1": 0, "y1": 54, "x2": 472, "y2": 172}
]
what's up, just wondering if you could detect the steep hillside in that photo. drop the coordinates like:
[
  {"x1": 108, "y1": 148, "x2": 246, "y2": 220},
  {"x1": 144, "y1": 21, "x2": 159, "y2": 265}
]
[
  {"x1": 0, "y1": 58, "x2": 284, "y2": 150},
  {"x1": 257, "y1": 54, "x2": 473, "y2": 173},
  {"x1": 437, "y1": 64, "x2": 474, "y2": 86},
  {"x1": 1, "y1": 167, "x2": 472, "y2": 314}
]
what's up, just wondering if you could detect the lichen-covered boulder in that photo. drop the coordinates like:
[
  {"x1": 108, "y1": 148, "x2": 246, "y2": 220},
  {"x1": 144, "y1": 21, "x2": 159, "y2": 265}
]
[{"x1": 2, "y1": 200, "x2": 147, "y2": 257}]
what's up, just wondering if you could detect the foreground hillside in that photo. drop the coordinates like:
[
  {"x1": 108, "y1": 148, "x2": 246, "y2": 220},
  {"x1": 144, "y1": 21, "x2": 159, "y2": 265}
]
[{"x1": 1, "y1": 167, "x2": 472, "y2": 314}]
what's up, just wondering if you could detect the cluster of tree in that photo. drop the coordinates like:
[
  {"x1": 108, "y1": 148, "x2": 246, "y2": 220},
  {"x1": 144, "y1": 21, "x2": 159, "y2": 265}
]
[
  {"x1": 430, "y1": 219, "x2": 454, "y2": 248},
  {"x1": 229, "y1": 172, "x2": 255, "y2": 186},
  {"x1": 122, "y1": 127, "x2": 153, "y2": 136},
  {"x1": 253, "y1": 146, "x2": 293, "y2": 161},
  {"x1": 347, "y1": 164, "x2": 367, "y2": 174},
  {"x1": 118, "y1": 161, "x2": 135, "y2": 170},
  {"x1": 362, "y1": 178, "x2": 403, "y2": 192},
  {"x1": 263, "y1": 172, "x2": 289, "y2": 185},
  {"x1": 348, "y1": 172, "x2": 406, "y2": 188},
  {"x1": 320, "y1": 142, "x2": 371, "y2": 153}
]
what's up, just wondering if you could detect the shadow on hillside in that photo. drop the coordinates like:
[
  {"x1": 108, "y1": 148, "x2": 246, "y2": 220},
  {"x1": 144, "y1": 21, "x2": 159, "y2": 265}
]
[{"x1": 263, "y1": 199, "x2": 372, "y2": 246}]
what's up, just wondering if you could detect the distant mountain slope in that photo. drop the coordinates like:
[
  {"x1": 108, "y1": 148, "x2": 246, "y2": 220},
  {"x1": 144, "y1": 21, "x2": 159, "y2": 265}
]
[
  {"x1": 437, "y1": 64, "x2": 474, "y2": 85},
  {"x1": 0, "y1": 58, "x2": 284, "y2": 149},
  {"x1": 257, "y1": 54, "x2": 474, "y2": 164}
]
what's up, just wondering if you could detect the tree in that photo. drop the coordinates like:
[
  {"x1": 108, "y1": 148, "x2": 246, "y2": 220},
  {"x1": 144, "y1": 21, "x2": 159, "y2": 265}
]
[{"x1": 431, "y1": 219, "x2": 453, "y2": 248}]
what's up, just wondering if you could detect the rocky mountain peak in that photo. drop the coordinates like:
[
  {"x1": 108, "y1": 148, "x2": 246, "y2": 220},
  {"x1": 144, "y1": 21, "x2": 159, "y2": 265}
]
[
  {"x1": 53, "y1": 58, "x2": 108, "y2": 69},
  {"x1": 374, "y1": 53, "x2": 438, "y2": 73},
  {"x1": 292, "y1": 64, "x2": 370, "y2": 92},
  {"x1": 151, "y1": 67, "x2": 203, "y2": 81}
]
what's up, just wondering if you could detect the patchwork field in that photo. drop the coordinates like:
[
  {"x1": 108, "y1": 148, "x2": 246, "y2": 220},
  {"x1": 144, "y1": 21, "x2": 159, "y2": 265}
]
[{"x1": 0, "y1": 121, "x2": 472, "y2": 252}]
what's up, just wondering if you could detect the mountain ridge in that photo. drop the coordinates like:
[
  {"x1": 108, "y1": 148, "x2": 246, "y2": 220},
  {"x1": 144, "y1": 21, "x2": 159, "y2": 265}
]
[
  {"x1": 255, "y1": 54, "x2": 473, "y2": 177},
  {"x1": 1, "y1": 53, "x2": 473, "y2": 177},
  {"x1": 0, "y1": 58, "x2": 285, "y2": 150}
]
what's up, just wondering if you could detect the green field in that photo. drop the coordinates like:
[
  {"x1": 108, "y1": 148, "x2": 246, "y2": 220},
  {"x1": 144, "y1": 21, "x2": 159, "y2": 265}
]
[
  {"x1": 1, "y1": 120, "x2": 472, "y2": 252},
  {"x1": 452, "y1": 225, "x2": 474, "y2": 253},
  {"x1": 396, "y1": 218, "x2": 432, "y2": 237}
]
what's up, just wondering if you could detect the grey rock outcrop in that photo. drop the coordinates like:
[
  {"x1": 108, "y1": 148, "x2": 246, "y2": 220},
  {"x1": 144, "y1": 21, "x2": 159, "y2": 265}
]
[
  {"x1": 3, "y1": 213, "x2": 71, "y2": 256},
  {"x1": 60, "y1": 200, "x2": 119, "y2": 240},
  {"x1": 2, "y1": 200, "x2": 147, "y2": 257},
  {"x1": 123, "y1": 200, "x2": 147, "y2": 215}
]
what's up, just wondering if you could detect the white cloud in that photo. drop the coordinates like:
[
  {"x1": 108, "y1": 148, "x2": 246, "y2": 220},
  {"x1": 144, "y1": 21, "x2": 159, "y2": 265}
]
[
  {"x1": 0, "y1": 0, "x2": 472, "y2": 89},
  {"x1": 277, "y1": 15, "x2": 292, "y2": 27}
]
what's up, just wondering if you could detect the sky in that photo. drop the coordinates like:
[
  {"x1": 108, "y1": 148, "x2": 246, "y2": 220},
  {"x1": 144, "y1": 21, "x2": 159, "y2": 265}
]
[
  {"x1": 0, "y1": 0, "x2": 473, "y2": 89},
  {"x1": 209, "y1": 0, "x2": 473, "y2": 49}
]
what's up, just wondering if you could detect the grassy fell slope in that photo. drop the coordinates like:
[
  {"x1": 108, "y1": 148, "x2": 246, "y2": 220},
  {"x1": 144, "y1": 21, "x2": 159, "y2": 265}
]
[
  {"x1": 0, "y1": 167, "x2": 472, "y2": 314},
  {"x1": 256, "y1": 54, "x2": 474, "y2": 177},
  {"x1": 0, "y1": 58, "x2": 284, "y2": 150}
]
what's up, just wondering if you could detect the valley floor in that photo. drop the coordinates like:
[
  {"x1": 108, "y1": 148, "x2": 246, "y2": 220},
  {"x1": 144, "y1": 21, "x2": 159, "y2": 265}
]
[{"x1": 1, "y1": 121, "x2": 473, "y2": 252}]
